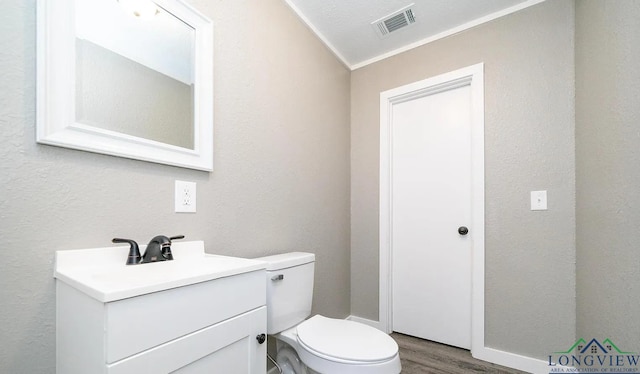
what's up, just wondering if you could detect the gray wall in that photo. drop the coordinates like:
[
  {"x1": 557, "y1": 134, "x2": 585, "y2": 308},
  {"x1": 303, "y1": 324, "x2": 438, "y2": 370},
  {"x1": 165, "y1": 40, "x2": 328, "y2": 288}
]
[
  {"x1": 576, "y1": 0, "x2": 640, "y2": 351},
  {"x1": 0, "y1": 0, "x2": 350, "y2": 372},
  {"x1": 350, "y1": 1, "x2": 576, "y2": 359}
]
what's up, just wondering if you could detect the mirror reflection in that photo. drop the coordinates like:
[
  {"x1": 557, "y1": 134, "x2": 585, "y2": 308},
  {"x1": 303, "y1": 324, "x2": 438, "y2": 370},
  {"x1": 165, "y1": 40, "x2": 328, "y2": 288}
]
[{"x1": 74, "y1": 0, "x2": 195, "y2": 149}]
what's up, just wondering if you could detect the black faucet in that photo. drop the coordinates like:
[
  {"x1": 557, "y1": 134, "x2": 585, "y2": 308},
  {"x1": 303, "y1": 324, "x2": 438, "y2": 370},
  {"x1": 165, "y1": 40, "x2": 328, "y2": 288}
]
[{"x1": 112, "y1": 235, "x2": 184, "y2": 265}]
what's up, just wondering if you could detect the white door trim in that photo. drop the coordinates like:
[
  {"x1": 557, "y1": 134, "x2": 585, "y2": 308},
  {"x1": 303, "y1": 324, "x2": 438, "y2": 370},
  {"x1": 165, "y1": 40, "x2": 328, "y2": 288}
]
[{"x1": 379, "y1": 63, "x2": 485, "y2": 353}]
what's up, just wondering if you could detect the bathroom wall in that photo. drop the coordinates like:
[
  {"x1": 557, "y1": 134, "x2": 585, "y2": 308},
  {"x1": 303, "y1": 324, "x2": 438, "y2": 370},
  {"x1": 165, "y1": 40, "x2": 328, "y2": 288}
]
[
  {"x1": 0, "y1": 0, "x2": 350, "y2": 372},
  {"x1": 350, "y1": 0, "x2": 576, "y2": 359},
  {"x1": 576, "y1": 0, "x2": 640, "y2": 352}
]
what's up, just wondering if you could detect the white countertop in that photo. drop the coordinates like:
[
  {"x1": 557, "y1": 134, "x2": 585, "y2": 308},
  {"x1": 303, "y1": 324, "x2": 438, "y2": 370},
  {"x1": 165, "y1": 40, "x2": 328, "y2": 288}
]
[{"x1": 54, "y1": 240, "x2": 266, "y2": 302}]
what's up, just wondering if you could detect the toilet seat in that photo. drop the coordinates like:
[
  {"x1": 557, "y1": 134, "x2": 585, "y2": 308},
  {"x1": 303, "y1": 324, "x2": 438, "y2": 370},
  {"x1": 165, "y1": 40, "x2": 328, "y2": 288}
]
[{"x1": 296, "y1": 315, "x2": 398, "y2": 363}]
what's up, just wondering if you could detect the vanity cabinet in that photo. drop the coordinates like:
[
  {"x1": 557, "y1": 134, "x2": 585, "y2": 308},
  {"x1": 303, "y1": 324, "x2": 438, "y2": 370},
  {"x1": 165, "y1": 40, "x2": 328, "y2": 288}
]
[{"x1": 55, "y1": 243, "x2": 267, "y2": 374}]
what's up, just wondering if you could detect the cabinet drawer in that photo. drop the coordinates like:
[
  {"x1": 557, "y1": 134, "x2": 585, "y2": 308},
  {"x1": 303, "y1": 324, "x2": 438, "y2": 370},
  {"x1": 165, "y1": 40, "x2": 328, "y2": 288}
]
[
  {"x1": 106, "y1": 270, "x2": 265, "y2": 363},
  {"x1": 107, "y1": 307, "x2": 267, "y2": 374}
]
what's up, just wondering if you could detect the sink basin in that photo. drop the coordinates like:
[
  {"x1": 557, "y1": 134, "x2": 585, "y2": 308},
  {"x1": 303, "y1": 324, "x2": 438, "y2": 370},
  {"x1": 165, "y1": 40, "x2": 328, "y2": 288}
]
[{"x1": 54, "y1": 241, "x2": 266, "y2": 302}]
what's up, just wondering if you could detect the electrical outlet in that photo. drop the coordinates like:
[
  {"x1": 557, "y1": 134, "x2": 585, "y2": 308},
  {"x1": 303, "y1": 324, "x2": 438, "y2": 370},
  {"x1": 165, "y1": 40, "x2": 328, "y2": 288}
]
[{"x1": 175, "y1": 180, "x2": 196, "y2": 213}]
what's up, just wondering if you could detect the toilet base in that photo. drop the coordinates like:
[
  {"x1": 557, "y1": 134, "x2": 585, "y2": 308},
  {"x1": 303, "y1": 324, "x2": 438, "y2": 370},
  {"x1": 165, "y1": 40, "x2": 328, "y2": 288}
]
[{"x1": 276, "y1": 343, "x2": 319, "y2": 374}]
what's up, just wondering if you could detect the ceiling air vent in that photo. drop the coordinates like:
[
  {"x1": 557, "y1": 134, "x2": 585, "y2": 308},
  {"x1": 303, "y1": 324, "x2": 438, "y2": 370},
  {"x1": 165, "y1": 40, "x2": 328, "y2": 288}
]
[{"x1": 372, "y1": 4, "x2": 416, "y2": 37}]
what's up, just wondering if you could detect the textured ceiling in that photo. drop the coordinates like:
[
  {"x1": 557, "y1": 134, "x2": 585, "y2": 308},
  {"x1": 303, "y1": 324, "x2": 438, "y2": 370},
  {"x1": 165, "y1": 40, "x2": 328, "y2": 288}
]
[{"x1": 284, "y1": 0, "x2": 541, "y2": 69}]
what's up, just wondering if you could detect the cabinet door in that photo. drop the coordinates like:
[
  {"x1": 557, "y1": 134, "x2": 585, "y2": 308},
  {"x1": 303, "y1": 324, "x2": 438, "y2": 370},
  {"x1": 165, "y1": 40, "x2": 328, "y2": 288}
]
[
  {"x1": 108, "y1": 307, "x2": 267, "y2": 374},
  {"x1": 172, "y1": 338, "x2": 252, "y2": 374},
  {"x1": 106, "y1": 270, "x2": 265, "y2": 363}
]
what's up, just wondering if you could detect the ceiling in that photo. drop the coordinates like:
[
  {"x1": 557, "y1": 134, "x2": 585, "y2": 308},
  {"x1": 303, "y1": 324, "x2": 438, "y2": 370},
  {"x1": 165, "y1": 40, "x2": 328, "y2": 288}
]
[{"x1": 284, "y1": 0, "x2": 544, "y2": 70}]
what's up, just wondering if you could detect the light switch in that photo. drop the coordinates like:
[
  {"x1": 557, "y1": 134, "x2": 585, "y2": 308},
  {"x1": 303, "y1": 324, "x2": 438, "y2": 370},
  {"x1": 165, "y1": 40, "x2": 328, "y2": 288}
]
[{"x1": 531, "y1": 190, "x2": 547, "y2": 211}]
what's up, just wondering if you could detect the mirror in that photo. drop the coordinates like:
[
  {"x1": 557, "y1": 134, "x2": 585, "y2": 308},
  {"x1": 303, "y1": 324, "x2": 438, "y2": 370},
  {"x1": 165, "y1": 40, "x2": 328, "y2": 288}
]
[
  {"x1": 75, "y1": 0, "x2": 196, "y2": 149},
  {"x1": 37, "y1": 0, "x2": 213, "y2": 171}
]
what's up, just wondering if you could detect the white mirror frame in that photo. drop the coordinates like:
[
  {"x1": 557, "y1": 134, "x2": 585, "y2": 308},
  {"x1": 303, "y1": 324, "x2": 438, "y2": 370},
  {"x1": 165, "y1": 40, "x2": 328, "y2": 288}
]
[{"x1": 36, "y1": 0, "x2": 214, "y2": 171}]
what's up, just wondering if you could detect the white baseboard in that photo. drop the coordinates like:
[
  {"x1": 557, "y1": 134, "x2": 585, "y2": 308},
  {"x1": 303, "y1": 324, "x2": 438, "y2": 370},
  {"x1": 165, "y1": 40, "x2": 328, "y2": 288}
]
[
  {"x1": 472, "y1": 346, "x2": 549, "y2": 373},
  {"x1": 348, "y1": 315, "x2": 550, "y2": 374}
]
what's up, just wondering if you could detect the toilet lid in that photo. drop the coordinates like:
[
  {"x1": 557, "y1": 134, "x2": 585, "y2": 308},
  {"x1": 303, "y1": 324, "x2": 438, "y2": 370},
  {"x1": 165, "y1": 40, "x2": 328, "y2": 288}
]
[{"x1": 296, "y1": 315, "x2": 398, "y2": 363}]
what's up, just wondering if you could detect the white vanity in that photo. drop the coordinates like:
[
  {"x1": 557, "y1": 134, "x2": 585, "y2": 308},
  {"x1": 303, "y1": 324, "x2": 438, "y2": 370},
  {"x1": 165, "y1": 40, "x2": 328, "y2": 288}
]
[{"x1": 54, "y1": 241, "x2": 267, "y2": 374}]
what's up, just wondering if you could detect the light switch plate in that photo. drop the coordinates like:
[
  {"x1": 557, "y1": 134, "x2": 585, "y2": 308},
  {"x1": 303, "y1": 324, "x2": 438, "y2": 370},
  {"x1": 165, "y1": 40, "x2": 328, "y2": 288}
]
[
  {"x1": 531, "y1": 190, "x2": 547, "y2": 211},
  {"x1": 175, "y1": 180, "x2": 196, "y2": 213}
]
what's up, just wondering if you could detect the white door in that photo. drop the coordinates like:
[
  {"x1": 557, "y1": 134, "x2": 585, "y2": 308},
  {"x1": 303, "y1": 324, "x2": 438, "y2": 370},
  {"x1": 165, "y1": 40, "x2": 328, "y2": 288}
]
[{"x1": 391, "y1": 84, "x2": 472, "y2": 349}]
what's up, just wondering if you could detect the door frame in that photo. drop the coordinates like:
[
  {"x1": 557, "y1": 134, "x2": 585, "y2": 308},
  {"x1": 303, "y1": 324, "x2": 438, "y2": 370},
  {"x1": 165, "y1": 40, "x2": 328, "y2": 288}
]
[{"x1": 379, "y1": 63, "x2": 485, "y2": 353}]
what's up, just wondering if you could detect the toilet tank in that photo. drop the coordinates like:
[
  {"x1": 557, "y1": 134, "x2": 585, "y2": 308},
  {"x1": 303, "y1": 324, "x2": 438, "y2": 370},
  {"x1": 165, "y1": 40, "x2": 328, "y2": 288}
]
[{"x1": 254, "y1": 252, "x2": 315, "y2": 334}]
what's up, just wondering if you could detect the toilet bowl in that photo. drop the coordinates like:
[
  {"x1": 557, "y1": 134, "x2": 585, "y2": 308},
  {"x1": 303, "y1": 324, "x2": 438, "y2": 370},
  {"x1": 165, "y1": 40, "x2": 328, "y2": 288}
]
[
  {"x1": 255, "y1": 252, "x2": 401, "y2": 374},
  {"x1": 276, "y1": 315, "x2": 400, "y2": 374}
]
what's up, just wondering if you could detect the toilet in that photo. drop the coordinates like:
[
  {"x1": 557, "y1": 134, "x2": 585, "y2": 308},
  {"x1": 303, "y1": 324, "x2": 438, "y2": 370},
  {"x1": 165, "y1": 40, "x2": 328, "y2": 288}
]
[{"x1": 255, "y1": 252, "x2": 401, "y2": 374}]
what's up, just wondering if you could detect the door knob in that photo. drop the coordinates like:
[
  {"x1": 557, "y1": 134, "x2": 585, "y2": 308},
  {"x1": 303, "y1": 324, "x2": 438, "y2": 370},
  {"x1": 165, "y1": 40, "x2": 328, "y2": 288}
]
[
  {"x1": 256, "y1": 334, "x2": 266, "y2": 344},
  {"x1": 458, "y1": 226, "x2": 469, "y2": 235}
]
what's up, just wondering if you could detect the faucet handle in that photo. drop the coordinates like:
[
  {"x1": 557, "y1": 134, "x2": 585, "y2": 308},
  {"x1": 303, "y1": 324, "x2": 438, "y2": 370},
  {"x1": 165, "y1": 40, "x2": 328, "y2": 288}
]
[
  {"x1": 161, "y1": 235, "x2": 185, "y2": 261},
  {"x1": 112, "y1": 238, "x2": 141, "y2": 265}
]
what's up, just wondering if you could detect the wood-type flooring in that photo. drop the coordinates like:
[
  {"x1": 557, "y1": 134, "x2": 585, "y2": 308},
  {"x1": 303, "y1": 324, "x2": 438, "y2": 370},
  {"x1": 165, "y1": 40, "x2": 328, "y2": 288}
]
[{"x1": 392, "y1": 333, "x2": 528, "y2": 374}]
